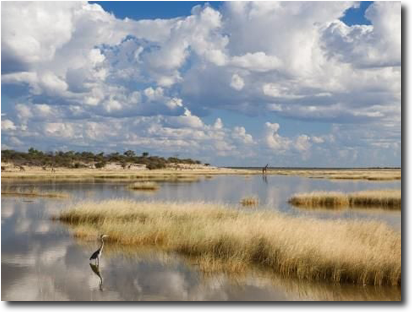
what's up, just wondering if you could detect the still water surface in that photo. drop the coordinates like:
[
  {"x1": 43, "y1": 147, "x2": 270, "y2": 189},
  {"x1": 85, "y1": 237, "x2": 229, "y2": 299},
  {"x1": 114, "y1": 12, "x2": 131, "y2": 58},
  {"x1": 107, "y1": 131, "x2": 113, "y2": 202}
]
[{"x1": 1, "y1": 175, "x2": 401, "y2": 301}]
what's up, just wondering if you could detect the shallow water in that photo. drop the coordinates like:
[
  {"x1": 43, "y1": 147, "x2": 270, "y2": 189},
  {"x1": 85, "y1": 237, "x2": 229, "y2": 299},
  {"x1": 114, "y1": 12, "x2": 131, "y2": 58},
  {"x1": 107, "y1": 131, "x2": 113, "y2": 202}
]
[{"x1": 1, "y1": 175, "x2": 402, "y2": 301}]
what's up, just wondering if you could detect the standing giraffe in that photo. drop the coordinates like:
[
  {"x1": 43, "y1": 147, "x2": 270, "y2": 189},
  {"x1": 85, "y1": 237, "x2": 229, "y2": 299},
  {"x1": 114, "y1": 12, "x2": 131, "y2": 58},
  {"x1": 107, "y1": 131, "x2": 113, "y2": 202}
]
[{"x1": 262, "y1": 164, "x2": 269, "y2": 174}]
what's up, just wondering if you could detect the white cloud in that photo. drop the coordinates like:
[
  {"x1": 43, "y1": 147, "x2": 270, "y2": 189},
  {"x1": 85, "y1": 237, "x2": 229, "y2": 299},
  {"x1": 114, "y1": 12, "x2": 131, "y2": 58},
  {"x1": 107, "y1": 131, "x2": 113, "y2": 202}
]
[
  {"x1": 165, "y1": 108, "x2": 204, "y2": 129},
  {"x1": 1, "y1": 120, "x2": 17, "y2": 131},
  {"x1": 295, "y1": 134, "x2": 311, "y2": 152},
  {"x1": 231, "y1": 52, "x2": 281, "y2": 72},
  {"x1": 232, "y1": 126, "x2": 253, "y2": 144},
  {"x1": 1, "y1": 2, "x2": 77, "y2": 66},
  {"x1": 264, "y1": 123, "x2": 316, "y2": 157},
  {"x1": 311, "y1": 136, "x2": 325, "y2": 144},
  {"x1": 230, "y1": 74, "x2": 245, "y2": 91},
  {"x1": 264, "y1": 122, "x2": 291, "y2": 151},
  {"x1": 89, "y1": 48, "x2": 106, "y2": 66},
  {"x1": 213, "y1": 118, "x2": 223, "y2": 130},
  {"x1": 39, "y1": 72, "x2": 68, "y2": 95},
  {"x1": 321, "y1": 2, "x2": 401, "y2": 68},
  {"x1": 44, "y1": 122, "x2": 76, "y2": 139}
]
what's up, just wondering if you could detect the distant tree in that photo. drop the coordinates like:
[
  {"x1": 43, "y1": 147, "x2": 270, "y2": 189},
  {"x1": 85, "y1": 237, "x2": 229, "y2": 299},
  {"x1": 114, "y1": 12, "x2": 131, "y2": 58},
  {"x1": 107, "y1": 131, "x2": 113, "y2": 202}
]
[
  {"x1": 1, "y1": 148, "x2": 202, "y2": 169},
  {"x1": 95, "y1": 161, "x2": 106, "y2": 169},
  {"x1": 28, "y1": 147, "x2": 42, "y2": 156},
  {"x1": 124, "y1": 150, "x2": 135, "y2": 158}
]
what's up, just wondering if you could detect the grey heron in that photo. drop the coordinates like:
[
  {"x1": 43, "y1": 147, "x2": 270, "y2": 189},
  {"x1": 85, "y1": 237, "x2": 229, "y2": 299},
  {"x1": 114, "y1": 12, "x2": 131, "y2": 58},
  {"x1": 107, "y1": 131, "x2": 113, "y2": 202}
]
[{"x1": 90, "y1": 234, "x2": 109, "y2": 265}]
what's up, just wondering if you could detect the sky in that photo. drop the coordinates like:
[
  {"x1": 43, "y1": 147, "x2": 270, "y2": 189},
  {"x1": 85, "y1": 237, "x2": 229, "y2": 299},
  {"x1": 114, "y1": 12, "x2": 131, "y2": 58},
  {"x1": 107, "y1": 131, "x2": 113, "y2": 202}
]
[{"x1": 1, "y1": 1, "x2": 401, "y2": 167}]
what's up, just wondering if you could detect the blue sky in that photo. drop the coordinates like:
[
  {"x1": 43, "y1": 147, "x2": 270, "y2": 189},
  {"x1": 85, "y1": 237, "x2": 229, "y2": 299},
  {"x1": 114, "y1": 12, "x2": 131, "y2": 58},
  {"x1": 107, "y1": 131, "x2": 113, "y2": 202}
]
[
  {"x1": 341, "y1": 1, "x2": 373, "y2": 25},
  {"x1": 90, "y1": 1, "x2": 223, "y2": 19},
  {"x1": 1, "y1": 1, "x2": 401, "y2": 167},
  {"x1": 91, "y1": 1, "x2": 373, "y2": 26}
]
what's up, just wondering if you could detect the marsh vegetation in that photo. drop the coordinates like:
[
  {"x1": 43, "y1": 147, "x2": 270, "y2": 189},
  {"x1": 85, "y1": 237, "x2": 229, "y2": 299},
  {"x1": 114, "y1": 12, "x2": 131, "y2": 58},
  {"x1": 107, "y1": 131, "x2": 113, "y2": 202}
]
[
  {"x1": 240, "y1": 196, "x2": 259, "y2": 206},
  {"x1": 1, "y1": 186, "x2": 69, "y2": 198},
  {"x1": 289, "y1": 189, "x2": 401, "y2": 209},
  {"x1": 58, "y1": 199, "x2": 401, "y2": 286},
  {"x1": 128, "y1": 182, "x2": 160, "y2": 191}
]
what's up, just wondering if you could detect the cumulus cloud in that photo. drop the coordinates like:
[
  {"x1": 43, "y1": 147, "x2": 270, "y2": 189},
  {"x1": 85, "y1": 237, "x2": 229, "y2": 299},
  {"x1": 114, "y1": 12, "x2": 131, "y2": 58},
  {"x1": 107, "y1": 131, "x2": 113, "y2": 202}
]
[
  {"x1": 232, "y1": 126, "x2": 253, "y2": 144},
  {"x1": 264, "y1": 123, "x2": 321, "y2": 159},
  {"x1": 230, "y1": 74, "x2": 245, "y2": 91},
  {"x1": 264, "y1": 122, "x2": 291, "y2": 151},
  {"x1": 1, "y1": 120, "x2": 16, "y2": 131},
  {"x1": 1, "y1": 1, "x2": 401, "y2": 166},
  {"x1": 230, "y1": 52, "x2": 281, "y2": 72},
  {"x1": 321, "y1": 2, "x2": 401, "y2": 68}
]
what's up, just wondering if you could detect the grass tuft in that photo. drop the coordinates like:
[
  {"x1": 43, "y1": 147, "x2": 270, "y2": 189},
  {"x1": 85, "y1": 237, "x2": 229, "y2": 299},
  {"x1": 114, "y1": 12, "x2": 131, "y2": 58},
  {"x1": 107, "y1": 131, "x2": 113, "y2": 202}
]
[
  {"x1": 57, "y1": 199, "x2": 401, "y2": 286},
  {"x1": 128, "y1": 182, "x2": 160, "y2": 190},
  {"x1": 289, "y1": 189, "x2": 401, "y2": 209},
  {"x1": 240, "y1": 196, "x2": 259, "y2": 207}
]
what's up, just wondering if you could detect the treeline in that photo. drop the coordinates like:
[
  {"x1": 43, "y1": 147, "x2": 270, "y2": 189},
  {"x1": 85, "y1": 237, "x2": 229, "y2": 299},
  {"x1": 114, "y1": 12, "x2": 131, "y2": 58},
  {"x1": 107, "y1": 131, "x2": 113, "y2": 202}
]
[{"x1": 1, "y1": 148, "x2": 203, "y2": 170}]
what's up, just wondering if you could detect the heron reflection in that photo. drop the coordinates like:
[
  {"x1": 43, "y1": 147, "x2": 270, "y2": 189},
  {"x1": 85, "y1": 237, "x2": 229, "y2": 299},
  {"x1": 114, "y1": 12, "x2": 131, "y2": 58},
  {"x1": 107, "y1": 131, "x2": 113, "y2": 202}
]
[{"x1": 89, "y1": 263, "x2": 104, "y2": 291}]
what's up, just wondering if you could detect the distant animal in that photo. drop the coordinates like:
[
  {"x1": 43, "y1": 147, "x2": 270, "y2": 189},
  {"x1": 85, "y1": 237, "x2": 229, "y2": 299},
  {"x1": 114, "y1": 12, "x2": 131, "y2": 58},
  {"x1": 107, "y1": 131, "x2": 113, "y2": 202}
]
[
  {"x1": 51, "y1": 167, "x2": 56, "y2": 173},
  {"x1": 18, "y1": 166, "x2": 25, "y2": 172},
  {"x1": 90, "y1": 234, "x2": 109, "y2": 265},
  {"x1": 262, "y1": 164, "x2": 269, "y2": 174}
]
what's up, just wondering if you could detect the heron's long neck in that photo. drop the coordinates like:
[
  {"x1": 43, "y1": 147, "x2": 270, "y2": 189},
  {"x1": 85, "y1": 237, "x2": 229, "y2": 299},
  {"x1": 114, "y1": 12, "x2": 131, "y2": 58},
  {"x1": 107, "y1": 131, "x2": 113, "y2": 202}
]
[{"x1": 100, "y1": 239, "x2": 105, "y2": 251}]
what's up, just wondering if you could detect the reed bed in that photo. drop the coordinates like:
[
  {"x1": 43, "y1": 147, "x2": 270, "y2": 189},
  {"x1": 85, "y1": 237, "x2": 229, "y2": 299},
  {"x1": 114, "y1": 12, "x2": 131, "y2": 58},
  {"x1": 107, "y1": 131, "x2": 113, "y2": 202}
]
[
  {"x1": 128, "y1": 182, "x2": 160, "y2": 191},
  {"x1": 240, "y1": 196, "x2": 259, "y2": 207},
  {"x1": 1, "y1": 186, "x2": 69, "y2": 198},
  {"x1": 58, "y1": 199, "x2": 401, "y2": 286},
  {"x1": 289, "y1": 189, "x2": 401, "y2": 209}
]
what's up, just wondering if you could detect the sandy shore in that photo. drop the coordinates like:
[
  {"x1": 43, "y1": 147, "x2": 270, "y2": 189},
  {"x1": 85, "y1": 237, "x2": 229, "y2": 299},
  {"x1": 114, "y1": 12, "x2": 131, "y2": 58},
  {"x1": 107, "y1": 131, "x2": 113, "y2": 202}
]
[{"x1": 1, "y1": 164, "x2": 401, "y2": 181}]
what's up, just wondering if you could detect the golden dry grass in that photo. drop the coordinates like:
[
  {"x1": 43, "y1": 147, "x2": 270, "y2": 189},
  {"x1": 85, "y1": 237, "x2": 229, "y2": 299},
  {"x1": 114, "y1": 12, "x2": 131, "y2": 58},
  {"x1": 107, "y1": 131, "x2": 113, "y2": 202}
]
[
  {"x1": 128, "y1": 182, "x2": 159, "y2": 190},
  {"x1": 240, "y1": 196, "x2": 259, "y2": 207},
  {"x1": 0, "y1": 170, "x2": 205, "y2": 183},
  {"x1": 1, "y1": 186, "x2": 69, "y2": 198},
  {"x1": 57, "y1": 199, "x2": 401, "y2": 286},
  {"x1": 289, "y1": 189, "x2": 401, "y2": 209}
]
